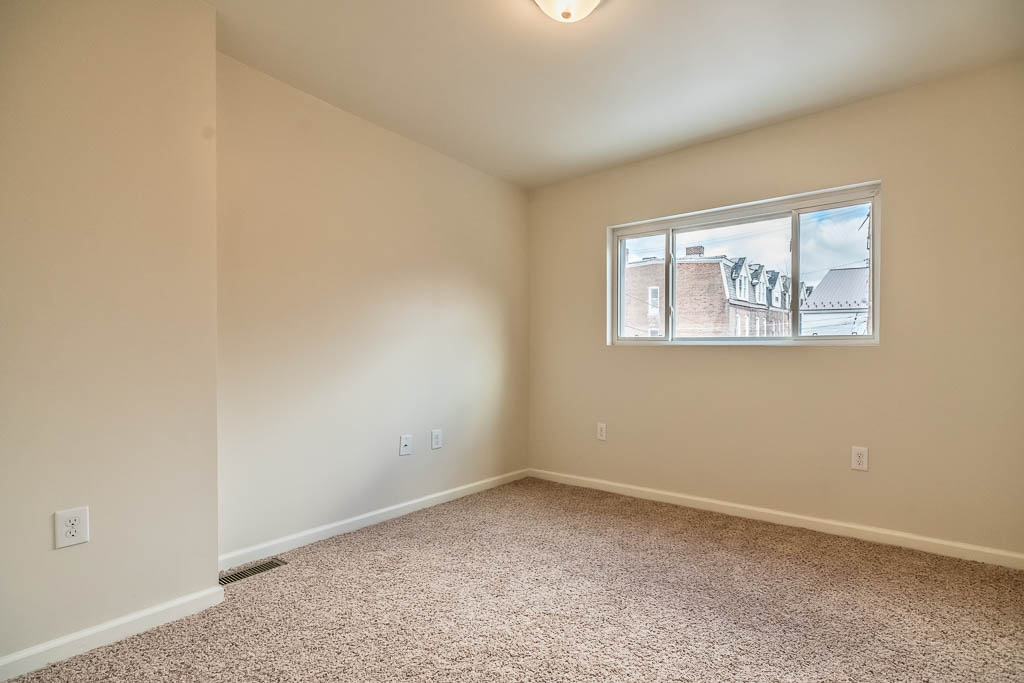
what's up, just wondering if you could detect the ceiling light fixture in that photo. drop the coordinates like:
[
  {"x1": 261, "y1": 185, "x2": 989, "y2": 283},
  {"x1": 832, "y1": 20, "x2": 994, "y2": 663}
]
[{"x1": 533, "y1": 0, "x2": 601, "y2": 24}]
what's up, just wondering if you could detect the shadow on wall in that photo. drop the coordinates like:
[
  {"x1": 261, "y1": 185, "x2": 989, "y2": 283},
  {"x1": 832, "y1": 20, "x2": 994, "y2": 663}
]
[{"x1": 217, "y1": 273, "x2": 522, "y2": 555}]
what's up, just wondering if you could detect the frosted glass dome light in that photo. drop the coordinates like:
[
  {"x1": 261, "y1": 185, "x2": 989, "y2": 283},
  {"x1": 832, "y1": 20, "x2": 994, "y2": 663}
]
[{"x1": 533, "y1": 0, "x2": 601, "y2": 23}]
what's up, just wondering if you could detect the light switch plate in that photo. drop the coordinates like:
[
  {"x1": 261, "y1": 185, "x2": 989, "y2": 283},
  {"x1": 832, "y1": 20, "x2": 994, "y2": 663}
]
[
  {"x1": 55, "y1": 506, "x2": 90, "y2": 549},
  {"x1": 430, "y1": 428, "x2": 443, "y2": 450},
  {"x1": 399, "y1": 434, "x2": 413, "y2": 456}
]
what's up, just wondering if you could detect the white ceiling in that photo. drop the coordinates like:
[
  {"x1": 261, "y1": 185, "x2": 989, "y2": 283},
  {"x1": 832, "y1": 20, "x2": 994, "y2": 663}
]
[{"x1": 213, "y1": 0, "x2": 1024, "y2": 187}]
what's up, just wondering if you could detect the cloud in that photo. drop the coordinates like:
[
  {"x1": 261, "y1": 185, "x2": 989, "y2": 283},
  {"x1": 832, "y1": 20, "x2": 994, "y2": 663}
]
[
  {"x1": 624, "y1": 202, "x2": 871, "y2": 286},
  {"x1": 675, "y1": 216, "x2": 791, "y2": 274},
  {"x1": 799, "y1": 203, "x2": 870, "y2": 286}
]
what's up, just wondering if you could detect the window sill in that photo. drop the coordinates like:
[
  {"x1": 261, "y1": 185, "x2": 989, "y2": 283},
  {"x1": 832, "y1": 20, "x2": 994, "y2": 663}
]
[{"x1": 610, "y1": 336, "x2": 880, "y2": 347}]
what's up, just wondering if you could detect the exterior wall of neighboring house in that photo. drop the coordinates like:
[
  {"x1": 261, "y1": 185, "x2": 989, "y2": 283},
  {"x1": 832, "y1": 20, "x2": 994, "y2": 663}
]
[
  {"x1": 675, "y1": 260, "x2": 731, "y2": 336},
  {"x1": 729, "y1": 299, "x2": 792, "y2": 338},
  {"x1": 622, "y1": 260, "x2": 665, "y2": 336},
  {"x1": 623, "y1": 256, "x2": 792, "y2": 338}
]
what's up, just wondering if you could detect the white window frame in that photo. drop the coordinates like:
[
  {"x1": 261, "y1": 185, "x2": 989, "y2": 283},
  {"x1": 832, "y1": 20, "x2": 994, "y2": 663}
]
[
  {"x1": 615, "y1": 230, "x2": 670, "y2": 341},
  {"x1": 607, "y1": 181, "x2": 881, "y2": 346}
]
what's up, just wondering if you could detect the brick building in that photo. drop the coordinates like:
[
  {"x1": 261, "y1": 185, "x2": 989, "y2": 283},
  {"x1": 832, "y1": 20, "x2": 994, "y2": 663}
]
[{"x1": 623, "y1": 246, "x2": 792, "y2": 338}]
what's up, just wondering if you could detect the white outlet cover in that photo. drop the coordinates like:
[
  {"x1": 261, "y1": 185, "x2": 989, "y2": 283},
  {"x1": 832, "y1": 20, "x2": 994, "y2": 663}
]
[
  {"x1": 54, "y1": 506, "x2": 89, "y2": 549},
  {"x1": 596, "y1": 422, "x2": 607, "y2": 441},
  {"x1": 399, "y1": 434, "x2": 413, "y2": 456},
  {"x1": 430, "y1": 428, "x2": 443, "y2": 450},
  {"x1": 851, "y1": 446, "x2": 869, "y2": 471}
]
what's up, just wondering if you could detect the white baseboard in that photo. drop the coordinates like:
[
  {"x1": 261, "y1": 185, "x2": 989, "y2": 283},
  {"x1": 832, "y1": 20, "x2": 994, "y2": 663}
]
[
  {"x1": 218, "y1": 469, "x2": 531, "y2": 571},
  {"x1": 8, "y1": 467, "x2": 1015, "y2": 681},
  {"x1": 0, "y1": 585, "x2": 223, "y2": 682},
  {"x1": 3, "y1": 470, "x2": 529, "y2": 681},
  {"x1": 527, "y1": 468, "x2": 1024, "y2": 570}
]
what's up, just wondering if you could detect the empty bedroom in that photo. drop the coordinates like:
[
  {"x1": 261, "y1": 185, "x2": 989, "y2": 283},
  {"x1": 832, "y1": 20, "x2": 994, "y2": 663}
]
[{"x1": 1, "y1": 0, "x2": 1022, "y2": 680}]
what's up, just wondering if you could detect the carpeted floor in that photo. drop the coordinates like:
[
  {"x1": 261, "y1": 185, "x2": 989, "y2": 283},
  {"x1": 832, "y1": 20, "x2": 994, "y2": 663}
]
[{"x1": 16, "y1": 478, "x2": 1024, "y2": 682}]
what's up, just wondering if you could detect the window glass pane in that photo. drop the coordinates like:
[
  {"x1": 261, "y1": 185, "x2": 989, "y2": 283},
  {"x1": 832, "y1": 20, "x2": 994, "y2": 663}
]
[
  {"x1": 673, "y1": 217, "x2": 792, "y2": 337},
  {"x1": 620, "y1": 234, "x2": 665, "y2": 337},
  {"x1": 798, "y1": 203, "x2": 872, "y2": 336}
]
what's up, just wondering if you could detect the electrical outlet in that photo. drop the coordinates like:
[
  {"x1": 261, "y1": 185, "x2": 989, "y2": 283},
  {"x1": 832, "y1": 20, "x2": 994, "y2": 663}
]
[
  {"x1": 399, "y1": 434, "x2": 413, "y2": 456},
  {"x1": 430, "y1": 428, "x2": 443, "y2": 450},
  {"x1": 596, "y1": 422, "x2": 607, "y2": 441},
  {"x1": 54, "y1": 506, "x2": 90, "y2": 549},
  {"x1": 851, "y1": 446, "x2": 869, "y2": 471}
]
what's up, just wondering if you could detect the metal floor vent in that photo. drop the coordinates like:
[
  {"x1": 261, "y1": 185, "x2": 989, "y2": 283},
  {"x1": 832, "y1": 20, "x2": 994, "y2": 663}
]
[{"x1": 219, "y1": 558, "x2": 287, "y2": 586}]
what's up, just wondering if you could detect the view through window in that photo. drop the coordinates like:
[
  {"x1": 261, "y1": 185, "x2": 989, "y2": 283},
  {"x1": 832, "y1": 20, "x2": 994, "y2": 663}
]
[
  {"x1": 611, "y1": 184, "x2": 877, "y2": 344},
  {"x1": 672, "y1": 216, "x2": 791, "y2": 338},
  {"x1": 619, "y1": 233, "x2": 666, "y2": 338},
  {"x1": 798, "y1": 203, "x2": 872, "y2": 336}
]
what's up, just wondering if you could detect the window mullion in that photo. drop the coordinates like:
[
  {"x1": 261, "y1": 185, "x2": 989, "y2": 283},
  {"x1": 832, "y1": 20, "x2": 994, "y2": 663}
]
[
  {"x1": 665, "y1": 230, "x2": 674, "y2": 341},
  {"x1": 790, "y1": 209, "x2": 799, "y2": 340}
]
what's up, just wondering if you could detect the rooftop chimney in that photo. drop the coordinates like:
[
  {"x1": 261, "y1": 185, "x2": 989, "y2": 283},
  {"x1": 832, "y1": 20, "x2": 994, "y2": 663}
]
[{"x1": 685, "y1": 246, "x2": 705, "y2": 256}]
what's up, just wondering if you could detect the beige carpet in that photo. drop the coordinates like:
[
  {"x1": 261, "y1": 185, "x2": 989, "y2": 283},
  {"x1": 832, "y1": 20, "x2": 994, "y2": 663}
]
[{"x1": 16, "y1": 478, "x2": 1024, "y2": 682}]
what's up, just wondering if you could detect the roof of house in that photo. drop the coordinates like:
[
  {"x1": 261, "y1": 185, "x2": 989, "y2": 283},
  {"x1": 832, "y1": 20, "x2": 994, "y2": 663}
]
[
  {"x1": 638, "y1": 254, "x2": 791, "y2": 303},
  {"x1": 801, "y1": 267, "x2": 869, "y2": 311}
]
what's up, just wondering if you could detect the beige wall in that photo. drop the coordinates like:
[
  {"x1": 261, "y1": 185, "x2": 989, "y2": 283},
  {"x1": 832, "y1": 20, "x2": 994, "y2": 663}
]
[
  {"x1": 1, "y1": 2, "x2": 1018, "y2": 661},
  {"x1": 216, "y1": 56, "x2": 529, "y2": 557},
  {"x1": 527, "y1": 59, "x2": 1024, "y2": 554},
  {"x1": 0, "y1": 0, "x2": 218, "y2": 655}
]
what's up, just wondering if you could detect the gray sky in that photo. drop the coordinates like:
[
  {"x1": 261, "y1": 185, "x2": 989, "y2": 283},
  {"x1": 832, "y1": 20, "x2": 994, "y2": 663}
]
[
  {"x1": 675, "y1": 216, "x2": 791, "y2": 276},
  {"x1": 798, "y1": 203, "x2": 871, "y2": 287},
  {"x1": 626, "y1": 202, "x2": 870, "y2": 288}
]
